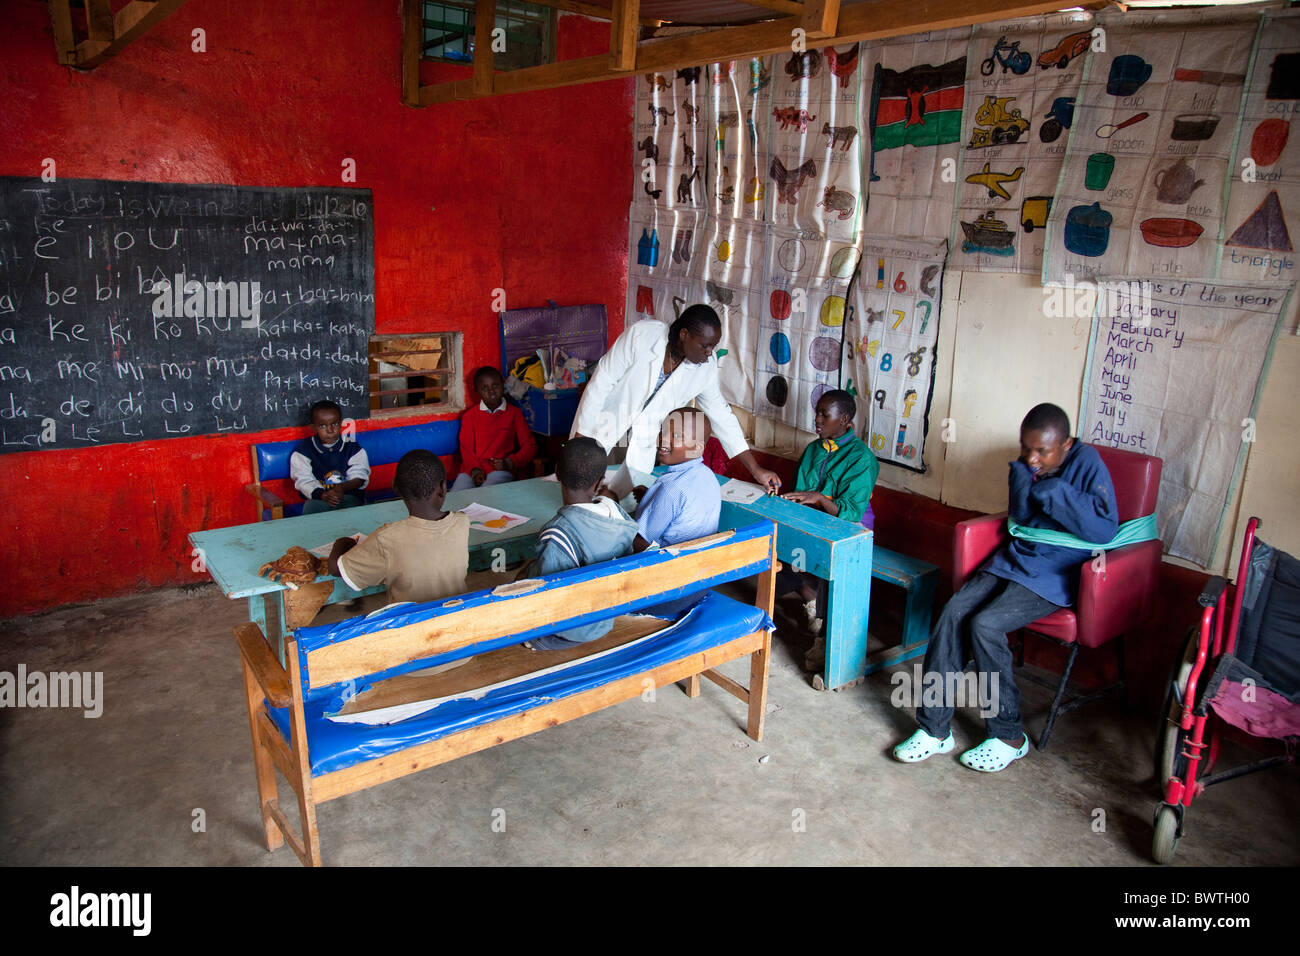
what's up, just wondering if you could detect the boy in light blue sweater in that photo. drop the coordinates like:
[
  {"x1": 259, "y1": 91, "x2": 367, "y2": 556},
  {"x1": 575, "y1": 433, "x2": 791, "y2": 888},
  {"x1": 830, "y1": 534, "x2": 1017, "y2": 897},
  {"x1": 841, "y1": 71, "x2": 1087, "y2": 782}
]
[{"x1": 524, "y1": 437, "x2": 640, "y2": 650}]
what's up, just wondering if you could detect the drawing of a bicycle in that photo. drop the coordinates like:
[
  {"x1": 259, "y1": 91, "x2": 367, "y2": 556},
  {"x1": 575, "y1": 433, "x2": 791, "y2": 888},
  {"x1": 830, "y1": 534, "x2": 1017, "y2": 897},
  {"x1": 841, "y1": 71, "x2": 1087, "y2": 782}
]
[{"x1": 980, "y1": 35, "x2": 1032, "y2": 76}]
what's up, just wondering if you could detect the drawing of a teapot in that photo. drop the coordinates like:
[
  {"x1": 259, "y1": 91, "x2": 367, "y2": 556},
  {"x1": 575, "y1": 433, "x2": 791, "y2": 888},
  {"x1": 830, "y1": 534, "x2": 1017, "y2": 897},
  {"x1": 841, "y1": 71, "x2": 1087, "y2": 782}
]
[{"x1": 1154, "y1": 158, "x2": 1206, "y2": 204}]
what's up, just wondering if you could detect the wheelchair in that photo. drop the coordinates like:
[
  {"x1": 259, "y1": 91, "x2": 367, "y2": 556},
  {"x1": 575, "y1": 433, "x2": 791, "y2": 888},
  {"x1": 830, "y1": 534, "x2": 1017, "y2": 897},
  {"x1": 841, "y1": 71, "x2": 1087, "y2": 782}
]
[{"x1": 1153, "y1": 516, "x2": 1300, "y2": 863}]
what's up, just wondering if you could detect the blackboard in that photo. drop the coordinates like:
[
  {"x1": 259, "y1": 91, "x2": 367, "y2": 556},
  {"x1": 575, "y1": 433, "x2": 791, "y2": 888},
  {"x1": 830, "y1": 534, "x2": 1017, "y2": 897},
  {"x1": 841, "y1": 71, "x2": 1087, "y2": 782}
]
[{"x1": 0, "y1": 177, "x2": 374, "y2": 453}]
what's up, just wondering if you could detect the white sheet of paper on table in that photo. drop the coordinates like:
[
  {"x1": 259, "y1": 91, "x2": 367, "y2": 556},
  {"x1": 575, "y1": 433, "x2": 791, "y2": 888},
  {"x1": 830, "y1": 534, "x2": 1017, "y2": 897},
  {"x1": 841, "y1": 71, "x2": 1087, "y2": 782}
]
[
  {"x1": 309, "y1": 533, "x2": 365, "y2": 558},
  {"x1": 720, "y1": 479, "x2": 765, "y2": 504},
  {"x1": 459, "y1": 502, "x2": 530, "y2": 534}
]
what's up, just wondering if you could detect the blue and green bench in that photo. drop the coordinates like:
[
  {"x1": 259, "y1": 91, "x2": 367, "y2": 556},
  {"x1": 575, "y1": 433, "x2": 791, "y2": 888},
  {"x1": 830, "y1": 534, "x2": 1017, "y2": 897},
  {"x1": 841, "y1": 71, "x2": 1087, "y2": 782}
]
[{"x1": 244, "y1": 418, "x2": 461, "y2": 521}]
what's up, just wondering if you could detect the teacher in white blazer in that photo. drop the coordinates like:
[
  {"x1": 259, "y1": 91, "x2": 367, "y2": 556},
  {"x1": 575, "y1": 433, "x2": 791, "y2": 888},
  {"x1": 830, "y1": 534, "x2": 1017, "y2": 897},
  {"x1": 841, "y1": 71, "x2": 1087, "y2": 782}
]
[{"x1": 572, "y1": 305, "x2": 782, "y2": 499}]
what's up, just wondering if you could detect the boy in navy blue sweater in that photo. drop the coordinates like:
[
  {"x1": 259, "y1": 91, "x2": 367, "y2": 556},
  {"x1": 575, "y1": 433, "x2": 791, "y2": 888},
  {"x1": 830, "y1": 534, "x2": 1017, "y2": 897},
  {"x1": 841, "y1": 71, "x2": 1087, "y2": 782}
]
[
  {"x1": 290, "y1": 400, "x2": 370, "y2": 515},
  {"x1": 893, "y1": 403, "x2": 1117, "y2": 773}
]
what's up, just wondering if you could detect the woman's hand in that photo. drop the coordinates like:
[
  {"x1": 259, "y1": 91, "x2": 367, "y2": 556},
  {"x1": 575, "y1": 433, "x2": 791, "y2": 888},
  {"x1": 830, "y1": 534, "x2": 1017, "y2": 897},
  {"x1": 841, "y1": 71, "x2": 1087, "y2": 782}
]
[{"x1": 752, "y1": 466, "x2": 782, "y2": 494}]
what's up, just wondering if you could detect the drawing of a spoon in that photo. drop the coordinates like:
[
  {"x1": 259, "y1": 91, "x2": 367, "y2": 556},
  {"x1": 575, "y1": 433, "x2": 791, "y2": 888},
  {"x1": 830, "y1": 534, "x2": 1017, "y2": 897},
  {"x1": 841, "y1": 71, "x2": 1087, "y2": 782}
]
[{"x1": 1096, "y1": 112, "x2": 1150, "y2": 138}]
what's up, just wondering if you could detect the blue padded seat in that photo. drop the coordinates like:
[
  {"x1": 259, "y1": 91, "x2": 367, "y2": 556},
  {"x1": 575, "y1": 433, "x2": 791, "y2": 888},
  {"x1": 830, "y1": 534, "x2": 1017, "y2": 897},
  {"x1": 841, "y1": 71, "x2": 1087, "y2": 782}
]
[
  {"x1": 252, "y1": 418, "x2": 460, "y2": 520},
  {"x1": 267, "y1": 589, "x2": 770, "y2": 775}
]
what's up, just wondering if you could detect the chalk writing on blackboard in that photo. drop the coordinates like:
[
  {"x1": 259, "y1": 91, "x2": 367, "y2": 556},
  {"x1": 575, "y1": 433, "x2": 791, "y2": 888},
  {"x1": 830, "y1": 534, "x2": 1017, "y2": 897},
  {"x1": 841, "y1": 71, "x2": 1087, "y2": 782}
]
[{"x1": 0, "y1": 177, "x2": 374, "y2": 453}]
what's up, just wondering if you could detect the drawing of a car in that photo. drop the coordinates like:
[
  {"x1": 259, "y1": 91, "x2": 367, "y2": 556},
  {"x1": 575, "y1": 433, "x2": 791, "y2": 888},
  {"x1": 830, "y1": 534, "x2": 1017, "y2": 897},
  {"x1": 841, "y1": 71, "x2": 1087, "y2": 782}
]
[{"x1": 1037, "y1": 30, "x2": 1092, "y2": 69}]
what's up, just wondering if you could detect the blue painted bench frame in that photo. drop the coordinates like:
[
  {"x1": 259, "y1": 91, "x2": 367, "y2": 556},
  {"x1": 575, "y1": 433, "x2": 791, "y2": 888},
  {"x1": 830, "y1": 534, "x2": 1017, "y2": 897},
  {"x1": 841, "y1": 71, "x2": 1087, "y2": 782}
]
[
  {"x1": 867, "y1": 548, "x2": 939, "y2": 677},
  {"x1": 245, "y1": 418, "x2": 461, "y2": 521},
  {"x1": 232, "y1": 520, "x2": 778, "y2": 866},
  {"x1": 719, "y1": 488, "x2": 938, "y2": 689}
]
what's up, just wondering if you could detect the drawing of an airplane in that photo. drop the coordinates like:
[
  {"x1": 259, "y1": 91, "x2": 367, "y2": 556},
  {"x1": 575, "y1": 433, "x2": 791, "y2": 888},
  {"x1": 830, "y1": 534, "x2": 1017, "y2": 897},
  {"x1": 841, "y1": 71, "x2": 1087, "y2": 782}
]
[{"x1": 965, "y1": 163, "x2": 1025, "y2": 200}]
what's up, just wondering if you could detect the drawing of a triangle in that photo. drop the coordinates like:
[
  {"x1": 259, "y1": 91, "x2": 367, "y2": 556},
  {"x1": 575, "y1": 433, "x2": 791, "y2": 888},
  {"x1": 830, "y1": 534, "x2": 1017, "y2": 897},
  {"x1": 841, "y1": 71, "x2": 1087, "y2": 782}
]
[
  {"x1": 866, "y1": 340, "x2": 880, "y2": 357},
  {"x1": 1226, "y1": 191, "x2": 1293, "y2": 252}
]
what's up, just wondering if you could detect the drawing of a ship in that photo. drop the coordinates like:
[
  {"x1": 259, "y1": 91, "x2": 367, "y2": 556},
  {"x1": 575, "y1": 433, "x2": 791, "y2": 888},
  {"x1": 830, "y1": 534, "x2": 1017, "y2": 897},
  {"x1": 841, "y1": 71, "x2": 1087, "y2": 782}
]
[{"x1": 960, "y1": 211, "x2": 1015, "y2": 256}]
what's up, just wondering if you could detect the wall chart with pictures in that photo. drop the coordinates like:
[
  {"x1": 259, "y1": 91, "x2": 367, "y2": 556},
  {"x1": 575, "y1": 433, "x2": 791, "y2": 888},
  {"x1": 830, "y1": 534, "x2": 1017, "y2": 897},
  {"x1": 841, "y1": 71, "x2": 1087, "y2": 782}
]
[
  {"x1": 1080, "y1": 278, "x2": 1289, "y2": 566},
  {"x1": 635, "y1": 65, "x2": 709, "y2": 213},
  {"x1": 1043, "y1": 8, "x2": 1259, "y2": 283},
  {"x1": 752, "y1": 226, "x2": 860, "y2": 432},
  {"x1": 848, "y1": 237, "x2": 946, "y2": 472},
  {"x1": 863, "y1": 28, "x2": 969, "y2": 240},
  {"x1": 709, "y1": 57, "x2": 773, "y2": 223},
  {"x1": 1218, "y1": 9, "x2": 1300, "y2": 283},
  {"x1": 766, "y1": 42, "x2": 864, "y2": 241},
  {"x1": 951, "y1": 11, "x2": 1095, "y2": 274}
]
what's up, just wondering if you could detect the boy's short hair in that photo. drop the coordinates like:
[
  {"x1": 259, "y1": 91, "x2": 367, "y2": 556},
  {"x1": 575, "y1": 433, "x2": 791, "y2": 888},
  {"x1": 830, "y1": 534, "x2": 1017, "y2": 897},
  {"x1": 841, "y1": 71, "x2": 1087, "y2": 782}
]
[
  {"x1": 473, "y1": 365, "x2": 503, "y2": 386},
  {"x1": 558, "y1": 437, "x2": 607, "y2": 490},
  {"x1": 665, "y1": 406, "x2": 711, "y2": 443},
  {"x1": 394, "y1": 449, "x2": 445, "y2": 500},
  {"x1": 819, "y1": 389, "x2": 856, "y2": 421},
  {"x1": 1022, "y1": 403, "x2": 1071, "y2": 441},
  {"x1": 309, "y1": 399, "x2": 342, "y2": 421}
]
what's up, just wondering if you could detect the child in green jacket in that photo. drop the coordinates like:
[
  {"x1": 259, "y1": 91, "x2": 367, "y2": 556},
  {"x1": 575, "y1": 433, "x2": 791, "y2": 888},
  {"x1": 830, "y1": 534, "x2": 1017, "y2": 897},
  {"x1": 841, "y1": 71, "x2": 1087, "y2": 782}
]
[{"x1": 778, "y1": 389, "x2": 879, "y2": 671}]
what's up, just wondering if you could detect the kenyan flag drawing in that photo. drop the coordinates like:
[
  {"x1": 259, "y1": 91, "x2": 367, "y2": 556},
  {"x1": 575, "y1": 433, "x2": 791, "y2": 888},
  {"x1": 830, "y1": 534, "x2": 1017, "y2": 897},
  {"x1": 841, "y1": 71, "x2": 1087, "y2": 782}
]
[{"x1": 870, "y1": 58, "x2": 966, "y2": 155}]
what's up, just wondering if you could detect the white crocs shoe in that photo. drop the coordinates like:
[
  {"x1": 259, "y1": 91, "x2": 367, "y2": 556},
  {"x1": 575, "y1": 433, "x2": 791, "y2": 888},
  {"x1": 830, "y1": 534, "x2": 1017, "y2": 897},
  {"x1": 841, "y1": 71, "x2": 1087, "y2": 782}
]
[
  {"x1": 959, "y1": 734, "x2": 1030, "y2": 773},
  {"x1": 892, "y1": 728, "x2": 955, "y2": 763}
]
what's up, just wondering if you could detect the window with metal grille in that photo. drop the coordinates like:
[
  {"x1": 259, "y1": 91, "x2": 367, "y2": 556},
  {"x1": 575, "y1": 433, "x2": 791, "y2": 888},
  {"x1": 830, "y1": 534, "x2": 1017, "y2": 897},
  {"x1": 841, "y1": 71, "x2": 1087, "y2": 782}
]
[
  {"x1": 421, "y1": 1, "x2": 555, "y2": 70},
  {"x1": 369, "y1": 332, "x2": 463, "y2": 415}
]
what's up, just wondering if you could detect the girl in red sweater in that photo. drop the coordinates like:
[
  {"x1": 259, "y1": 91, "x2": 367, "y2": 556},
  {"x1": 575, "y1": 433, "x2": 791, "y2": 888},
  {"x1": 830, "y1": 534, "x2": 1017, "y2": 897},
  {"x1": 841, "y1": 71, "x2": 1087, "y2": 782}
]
[{"x1": 451, "y1": 367, "x2": 538, "y2": 490}]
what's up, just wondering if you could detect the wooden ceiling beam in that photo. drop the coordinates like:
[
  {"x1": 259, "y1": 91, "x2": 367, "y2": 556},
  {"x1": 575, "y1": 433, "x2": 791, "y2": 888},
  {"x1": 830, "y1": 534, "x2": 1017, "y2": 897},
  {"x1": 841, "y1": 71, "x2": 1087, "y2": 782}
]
[
  {"x1": 801, "y1": 0, "x2": 839, "y2": 40},
  {"x1": 424, "y1": 0, "x2": 1089, "y2": 101},
  {"x1": 731, "y1": 0, "x2": 804, "y2": 16},
  {"x1": 49, "y1": 0, "x2": 190, "y2": 70},
  {"x1": 523, "y1": 0, "x2": 662, "y2": 27},
  {"x1": 610, "y1": 0, "x2": 640, "y2": 71}
]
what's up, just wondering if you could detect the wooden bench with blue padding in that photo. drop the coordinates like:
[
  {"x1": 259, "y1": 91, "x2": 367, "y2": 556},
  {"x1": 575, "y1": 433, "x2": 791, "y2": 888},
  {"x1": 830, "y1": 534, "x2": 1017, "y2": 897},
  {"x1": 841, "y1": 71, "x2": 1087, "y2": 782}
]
[
  {"x1": 233, "y1": 519, "x2": 778, "y2": 866},
  {"x1": 245, "y1": 418, "x2": 460, "y2": 521},
  {"x1": 864, "y1": 547, "x2": 940, "y2": 676}
]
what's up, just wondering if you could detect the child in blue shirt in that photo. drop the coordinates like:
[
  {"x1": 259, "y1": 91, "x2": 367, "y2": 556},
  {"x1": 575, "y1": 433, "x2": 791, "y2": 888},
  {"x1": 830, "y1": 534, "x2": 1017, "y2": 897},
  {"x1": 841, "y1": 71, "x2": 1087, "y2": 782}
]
[
  {"x1": 633, "y1": 407, "x2": 721, "y2": 549},
  {"x1": 524, "y1": 437, "x2": 640, "y2": 650},
  {"x1": 290, "y1": 400, "x2": 369, "y2": 515},
  {"x1": 893, "y1": 403, "x2": 1117, "y2": 773}
]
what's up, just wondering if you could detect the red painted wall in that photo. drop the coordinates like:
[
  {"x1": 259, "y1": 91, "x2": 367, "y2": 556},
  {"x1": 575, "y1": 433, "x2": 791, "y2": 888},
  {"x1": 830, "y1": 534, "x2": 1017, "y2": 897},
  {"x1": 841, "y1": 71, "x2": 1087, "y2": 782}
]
[{"x1": 0, "y1": 0, "x2": 633, "y2": 617}]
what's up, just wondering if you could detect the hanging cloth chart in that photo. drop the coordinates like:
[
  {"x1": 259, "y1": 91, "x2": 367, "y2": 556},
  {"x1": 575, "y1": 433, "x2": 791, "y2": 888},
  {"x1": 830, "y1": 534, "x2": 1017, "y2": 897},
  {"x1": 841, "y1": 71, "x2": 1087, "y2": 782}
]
[{"x1": 1079, "y1": 278, "x2": 1290, "y2": 566}]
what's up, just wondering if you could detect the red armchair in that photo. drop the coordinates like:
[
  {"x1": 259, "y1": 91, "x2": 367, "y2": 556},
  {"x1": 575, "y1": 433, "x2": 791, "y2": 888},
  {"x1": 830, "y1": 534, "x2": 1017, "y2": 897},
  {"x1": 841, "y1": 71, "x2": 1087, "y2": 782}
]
[{"x1": 952, "y1": 445, "x2": 1163, "y2": 748}]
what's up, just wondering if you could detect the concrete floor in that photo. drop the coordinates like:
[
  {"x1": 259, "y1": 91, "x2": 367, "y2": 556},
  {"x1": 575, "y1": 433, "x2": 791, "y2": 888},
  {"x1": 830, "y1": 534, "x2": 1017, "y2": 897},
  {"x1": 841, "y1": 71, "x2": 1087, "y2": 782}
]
[{"x1": 2, "y1": 576, "x2": 1297, "y2": 867}]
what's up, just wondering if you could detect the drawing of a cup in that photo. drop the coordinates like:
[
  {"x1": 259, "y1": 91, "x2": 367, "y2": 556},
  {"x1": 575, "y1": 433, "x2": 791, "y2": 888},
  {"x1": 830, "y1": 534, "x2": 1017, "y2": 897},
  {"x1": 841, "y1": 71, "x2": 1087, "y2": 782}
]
[
  {"x1": 1107, "y1": 55, "x2": 1152, "y2": 96},
  {"x1": 1085, "y1": 153, "x2": 1115, "y2": 190}
]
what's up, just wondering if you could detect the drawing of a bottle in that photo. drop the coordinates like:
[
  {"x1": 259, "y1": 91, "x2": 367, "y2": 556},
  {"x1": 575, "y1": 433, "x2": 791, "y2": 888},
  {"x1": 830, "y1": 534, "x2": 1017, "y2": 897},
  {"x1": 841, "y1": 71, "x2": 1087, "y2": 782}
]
[{"x1": 895, "y1": 422, "x2": 907, "y2": 456}]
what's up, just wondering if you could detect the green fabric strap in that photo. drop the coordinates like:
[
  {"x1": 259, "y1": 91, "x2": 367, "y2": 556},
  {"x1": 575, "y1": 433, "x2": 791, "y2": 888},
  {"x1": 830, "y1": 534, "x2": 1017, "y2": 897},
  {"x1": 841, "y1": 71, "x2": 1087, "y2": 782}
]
[{"x1": 1006, "y1": 512, "x2": 1159, "y2": 551}]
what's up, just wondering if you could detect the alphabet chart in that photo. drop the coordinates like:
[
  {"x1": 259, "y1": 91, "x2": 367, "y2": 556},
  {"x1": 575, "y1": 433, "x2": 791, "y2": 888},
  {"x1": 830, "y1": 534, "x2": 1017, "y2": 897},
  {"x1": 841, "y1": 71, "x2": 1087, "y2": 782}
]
[
  {"x1": 1042, "y1": 7, "x2": 1258, "y2": 284},
  {"x1": 1218, "y1": 9, "x2": 1300, "y2": 284},
  {"x1": 848, "y1": 238, "x2": 947, "y2": 472},
  {"x1": 1079, "y1": 278, "x2": 1289, "y2": 566}
]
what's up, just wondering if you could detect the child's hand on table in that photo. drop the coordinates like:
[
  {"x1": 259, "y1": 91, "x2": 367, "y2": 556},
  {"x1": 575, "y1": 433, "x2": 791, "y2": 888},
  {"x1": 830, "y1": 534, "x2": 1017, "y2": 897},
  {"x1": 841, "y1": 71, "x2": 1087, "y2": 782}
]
[{"x1": 782, "y1": 490, "x2": 825, "y2": 508}]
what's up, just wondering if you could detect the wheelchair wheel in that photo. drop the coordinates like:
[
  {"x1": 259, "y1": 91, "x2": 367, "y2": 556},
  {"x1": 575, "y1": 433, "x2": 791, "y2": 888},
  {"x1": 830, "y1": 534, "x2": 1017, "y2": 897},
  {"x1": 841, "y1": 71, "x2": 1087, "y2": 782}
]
[
  {"x1": 1156, "y1": 627, "x2": 1198, "y2": 787},
  {"x1": 1152, "y1": 805, "x2": 1180, "y2": 864}
]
